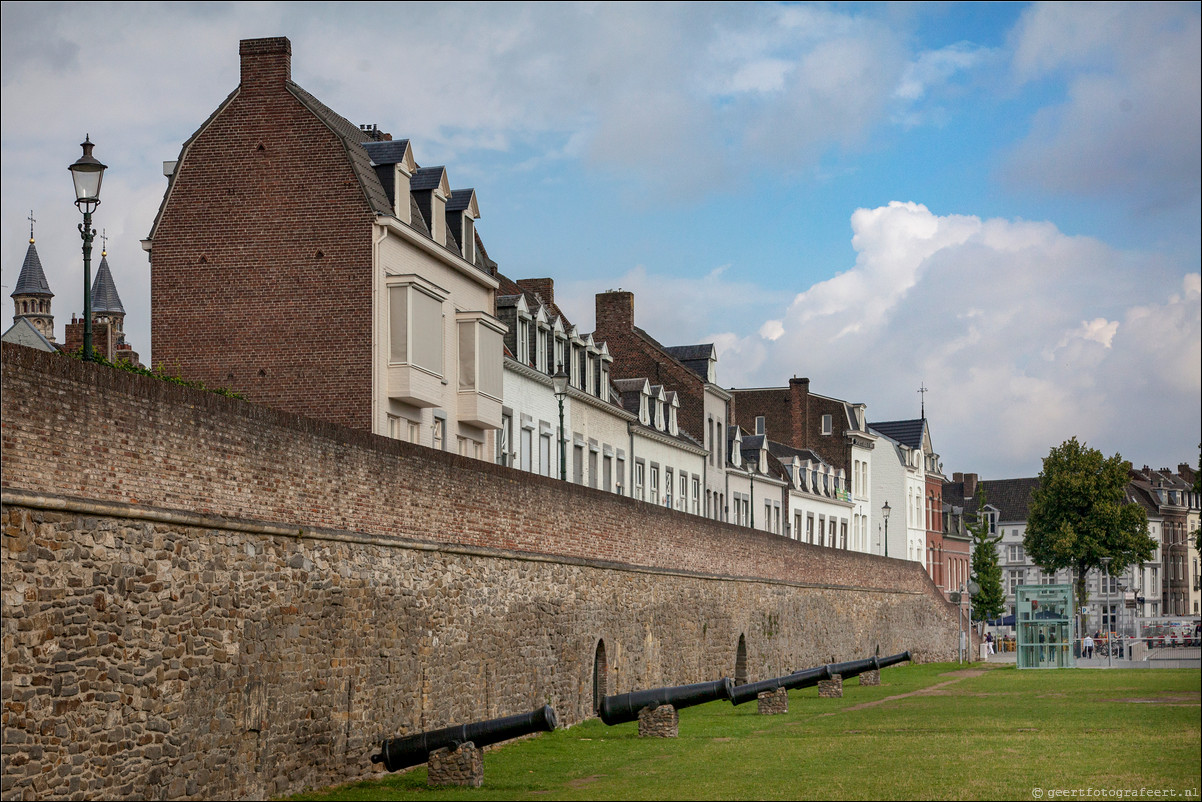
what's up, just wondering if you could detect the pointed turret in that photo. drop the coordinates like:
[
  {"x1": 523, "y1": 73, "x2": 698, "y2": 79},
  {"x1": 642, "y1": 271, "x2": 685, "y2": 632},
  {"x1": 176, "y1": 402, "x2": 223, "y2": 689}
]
[
  {"x1": 10, "y1": 215, "x2": 56, "y2": 342},
  {"x1": 91, "y1": 249, "x2": 126, "y2": 336}
]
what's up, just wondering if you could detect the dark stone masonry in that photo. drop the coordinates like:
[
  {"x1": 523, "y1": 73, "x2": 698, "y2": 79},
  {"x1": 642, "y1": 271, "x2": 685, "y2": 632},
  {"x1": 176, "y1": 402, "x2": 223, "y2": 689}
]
[
  {"x1": 757, "y1": 686, "x2": 789, "y2": 715},
  {"x1": 818, "y1": 675, "x2": 845, "y2": 698},
  {"x1": 859, "y1": 669, "x2": 881, "y2": 686},
  {"x1": 426, "y1": 742, "x2": 483, "y2": 787},
  {"x1": 1, "y1": 345, "x2": 961, "y2": 799},
  {"x1": 637, "y1": 704, "x2": 679, "y2": 738}
]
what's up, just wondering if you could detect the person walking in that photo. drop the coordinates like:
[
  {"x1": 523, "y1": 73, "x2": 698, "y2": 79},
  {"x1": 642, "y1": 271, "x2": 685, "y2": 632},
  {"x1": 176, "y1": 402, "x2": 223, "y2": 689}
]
[{"x1": 1083, "y1": 633, "x2": 1094, "y2": 659}]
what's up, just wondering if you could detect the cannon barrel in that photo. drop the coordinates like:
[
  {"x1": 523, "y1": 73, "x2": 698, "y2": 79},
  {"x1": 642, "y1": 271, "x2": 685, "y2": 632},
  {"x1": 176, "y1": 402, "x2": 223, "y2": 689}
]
[
  {"x1": 828, "y1": 650, "x2": 911, "y2": 680},
  {"x1": 371, "y1": 705, "x2": 557, "y2": 772},
  {"x1": 598, "y1": 677, "x2": 735, "y2": 726},
  {"x1": 729, "y1": 664, "x2": 830, "y2": 705}
]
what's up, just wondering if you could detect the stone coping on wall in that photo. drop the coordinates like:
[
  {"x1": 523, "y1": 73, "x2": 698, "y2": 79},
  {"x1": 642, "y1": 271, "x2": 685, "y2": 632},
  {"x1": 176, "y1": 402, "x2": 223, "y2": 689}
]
[{"x1": 2, "y1": 489, "x2": 929, "y2": 597}]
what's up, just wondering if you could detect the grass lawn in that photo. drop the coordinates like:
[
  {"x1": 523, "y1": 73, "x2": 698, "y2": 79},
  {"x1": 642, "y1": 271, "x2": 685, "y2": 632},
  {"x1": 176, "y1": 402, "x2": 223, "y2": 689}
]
[{"x1": 286, "y1": 663, "x2": 1200, "y2": 801}]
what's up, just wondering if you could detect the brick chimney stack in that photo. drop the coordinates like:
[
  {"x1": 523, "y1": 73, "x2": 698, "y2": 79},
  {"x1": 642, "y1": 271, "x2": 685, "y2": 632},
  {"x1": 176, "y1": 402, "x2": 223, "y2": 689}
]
[
  {"x1": 963, "y1": 473, "x2": 978, "y2": 498},
  {"x1": 240, "y1": 37, "x2": 291, "y2": 91},
  {"x1": 516, "y1": 278, "x2": 555, "y2": 309},
  {"x1": 595, "y1": 290, "x2": 634, "y2": 333}
]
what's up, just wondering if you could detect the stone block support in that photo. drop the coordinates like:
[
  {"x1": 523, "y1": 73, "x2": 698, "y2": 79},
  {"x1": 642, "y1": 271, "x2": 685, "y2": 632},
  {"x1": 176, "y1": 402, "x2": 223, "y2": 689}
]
[
  {"x1": 757, "y1": 686, "x2": 788, "y2": 715},
  {"x1": 637, "y1": 704, "x2": 679, "y2": 738},
  {"x1": 858, "y1": 670, "x2": 880, "y2": 686},
  {"x1": 427, "y1": 742, "x2": 483, "y2": 787},
  {"x1": 818, "y1": 674, "x2": 844, "y2": 698}
]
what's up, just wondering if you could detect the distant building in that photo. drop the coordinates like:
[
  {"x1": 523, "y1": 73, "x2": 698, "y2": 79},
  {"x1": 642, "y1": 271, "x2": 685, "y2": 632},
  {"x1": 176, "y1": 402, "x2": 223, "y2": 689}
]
[{"x1": 7, "y1": 233, "x2": 55, "y2": 344}]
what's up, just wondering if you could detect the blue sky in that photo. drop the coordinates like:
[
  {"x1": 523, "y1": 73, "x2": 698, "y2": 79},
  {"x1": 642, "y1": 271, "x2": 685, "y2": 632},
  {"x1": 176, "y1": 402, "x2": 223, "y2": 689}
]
[{"x1": 2, "y1": 2, "x2": 1199, "y2": 479}]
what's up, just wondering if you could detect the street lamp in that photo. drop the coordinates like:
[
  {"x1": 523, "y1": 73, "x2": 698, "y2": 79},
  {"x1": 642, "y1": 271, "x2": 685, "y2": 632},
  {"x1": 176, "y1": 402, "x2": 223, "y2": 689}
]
[
  {"x1": 68, "y1": 136, "x2": 106, "y2": 362},
  {"x1": 1101, "y1": 556, "x2": 1112, "y2": 667},
  {"x1": 552, "y1": 364, "x2": 569, "y2": 482},
  {"x1": 882, "y1": 500, "x2": 891, "y2": 558}
]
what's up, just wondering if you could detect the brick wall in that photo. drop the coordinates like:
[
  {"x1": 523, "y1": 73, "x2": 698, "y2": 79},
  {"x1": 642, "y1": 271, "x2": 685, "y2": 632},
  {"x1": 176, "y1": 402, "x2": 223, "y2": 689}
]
[
  {"x1": 730, "y1": 379, "x2": 854, "y2": 473},
  {"x1": 1, "y1": 345, "x2": 960, "y2": 799},
  {"x1": 150, "y1": 37, "x2": 374, "y2": 432},
  {"x1": 593, "y1": 291, "x2": 711, "y2": 444}
]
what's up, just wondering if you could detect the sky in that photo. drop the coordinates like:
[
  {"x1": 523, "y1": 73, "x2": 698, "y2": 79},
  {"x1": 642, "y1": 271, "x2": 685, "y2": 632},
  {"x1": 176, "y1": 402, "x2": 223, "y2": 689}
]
[{"x1": 2, "y1": 2, "x2": 1199, "y2": 480}]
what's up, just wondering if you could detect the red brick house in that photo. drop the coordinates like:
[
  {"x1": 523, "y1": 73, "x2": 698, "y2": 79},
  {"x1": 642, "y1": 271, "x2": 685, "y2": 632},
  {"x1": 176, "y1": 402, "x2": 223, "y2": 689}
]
[{"x1": 145, "y1": 37, "x2": 504, "y2": 457}]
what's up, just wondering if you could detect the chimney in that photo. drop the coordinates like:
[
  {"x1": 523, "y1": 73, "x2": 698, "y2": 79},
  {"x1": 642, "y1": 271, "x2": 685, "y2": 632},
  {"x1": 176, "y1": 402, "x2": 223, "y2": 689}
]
[
  {"x1": 964, "y1": 473, "x2": 978, "y2": 499},
  {"x1": 517, "y1": 278, "x2": 556, "y2": 310},
  {"x1": 952, "y1": 472, "x2": 964, "y2": 483},
  {"x1": 240, "y1": 37, "x2": 291, "y2": 91},
  {"x1": 595, "y1": 290, "x2": 634, "y2": 333}
]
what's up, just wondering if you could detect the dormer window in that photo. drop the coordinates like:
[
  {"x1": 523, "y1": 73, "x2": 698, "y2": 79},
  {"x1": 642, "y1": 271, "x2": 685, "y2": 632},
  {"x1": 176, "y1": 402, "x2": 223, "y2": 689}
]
[
  {"x1": 669, "y1": 405, "x2": 679, "y2": 436},
  {"x1": 516, "y1": 316, "x2": 530, "y2": 365},
  {"x1": 639, "y1": 392, "x2": 650, "y2": 426},
  {"x1": 446, "y1": 189, "x2": 479, "y2": 264}
]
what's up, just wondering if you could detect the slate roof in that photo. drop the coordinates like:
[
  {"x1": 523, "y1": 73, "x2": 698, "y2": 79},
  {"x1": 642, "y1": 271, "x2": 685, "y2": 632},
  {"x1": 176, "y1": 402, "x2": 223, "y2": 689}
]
[
  {"x1": 12, "y1": 240, "x2": 52, "y2": 297},
  {"x1": 91, "y1": 254, "x2": 125, "y2": 314},
  {"x1": 945, "y1": 477, "x2": 1040, "y2": 523},
  {"x1": 869, "y1": 419, "x2": 925, "y2": 449},
  {"x1": 446, "y1": 189, "x2": 476, "y2": 212},
  {"x1": 766, "y1": 440, "x2": 825, "y2": 465},
  {"x1": 1, "y1": 318, "x2": 57, "y2": 352},
  {"x1": 663, "y1": 344, "x2": 715, "y2": 362},
  {"x1": 361, "y1": 139, "x2": 412, "y2": 165},
  {"x1": 410, "y1": 166, "x2": 447, "y2": 192}
]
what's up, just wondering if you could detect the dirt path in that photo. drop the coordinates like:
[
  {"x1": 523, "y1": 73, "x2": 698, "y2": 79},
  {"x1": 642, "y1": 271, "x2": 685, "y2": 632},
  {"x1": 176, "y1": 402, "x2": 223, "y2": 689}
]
[{"x1": 819, "y1": 669, "x2": 988, "y2": 716}]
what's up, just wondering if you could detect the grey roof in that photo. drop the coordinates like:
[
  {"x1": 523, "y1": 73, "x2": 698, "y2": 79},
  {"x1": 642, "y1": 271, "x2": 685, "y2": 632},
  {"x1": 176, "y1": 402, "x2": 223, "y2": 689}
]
[
  {"x1": 2, "y1": 318, "x2": 57, "y2": 352},
  {"x1": 944, "y1": 477, "x2": 1040, "y2": 523},
  {"x1": 91, "y1": 255, "x2": 124, "y2": 314},
  {"x1": 410, "y1": 166, "x2": 447, "y2": 192},
  {"x1": 767, "y1": 440, "x2": 826, "y2": 465},
  {"x1": 12, "y1": 240, "x2": 52, "y2": 297},
  {"x1": 663, "y1": 344, "x2": 715, "y2": 361},
  {"x1": 362, "y1": 139, "x2": 411, "y2": 165},
  {"x1": 869, "y1": 419, "x2": 925, "y2": 449},
  {"x1": 446, "y1": 189, "x2": 476, "y2": 212}
]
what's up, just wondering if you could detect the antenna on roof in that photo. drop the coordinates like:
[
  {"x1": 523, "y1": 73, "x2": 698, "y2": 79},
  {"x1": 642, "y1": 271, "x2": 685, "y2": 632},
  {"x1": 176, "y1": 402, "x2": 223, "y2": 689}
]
[{"x1": 918, "y1": 382, "x2": 928, "y2": 420}]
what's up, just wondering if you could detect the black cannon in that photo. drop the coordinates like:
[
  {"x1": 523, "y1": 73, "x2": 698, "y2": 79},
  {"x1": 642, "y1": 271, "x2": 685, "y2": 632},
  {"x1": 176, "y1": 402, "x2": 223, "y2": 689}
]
[
  {"x1": 828, "y1": 650, "x2": 910, "y2": 681},
  {"x1": 729, "y1": 664, "x2": 831, "y2": 705},
  {"x1": 598, "y1": 677, "x2": 735, "y2": 726},
  {"x1": 729, "y1": 651, "x2": 911, "y2": 705},
  {"x1": 371, "y1": 705, "x2": 557, "y2": 772}
]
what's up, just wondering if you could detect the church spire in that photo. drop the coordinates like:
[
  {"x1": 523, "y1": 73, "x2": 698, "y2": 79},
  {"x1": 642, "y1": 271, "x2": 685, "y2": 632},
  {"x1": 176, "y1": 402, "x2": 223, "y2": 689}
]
[
  {"x1": 10, "y1": 211, "x2": 56, "y2": 342},
  {"x1": 91, "y1": 233, "x2": 126, "y2": 336}
]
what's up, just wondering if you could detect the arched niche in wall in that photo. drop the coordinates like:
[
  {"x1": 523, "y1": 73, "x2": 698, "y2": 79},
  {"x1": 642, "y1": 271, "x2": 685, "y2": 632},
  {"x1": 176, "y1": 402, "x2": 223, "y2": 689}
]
[
  {"x1": 592, "y1": 639, "x2": 608, "y2": 714},
  {"x1": 735, "y1": 633, "x2": 748, "y2": 686}
]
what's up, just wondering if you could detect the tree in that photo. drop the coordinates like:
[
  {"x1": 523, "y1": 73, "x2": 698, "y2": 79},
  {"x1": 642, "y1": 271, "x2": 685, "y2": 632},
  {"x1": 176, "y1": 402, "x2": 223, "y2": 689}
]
[
  {"x1": 969, "y1": 487, "x2": 1005, "y2": 623},
  {"x1": 1024, "y1": 437, "x2": 1153, "y2": 619}
]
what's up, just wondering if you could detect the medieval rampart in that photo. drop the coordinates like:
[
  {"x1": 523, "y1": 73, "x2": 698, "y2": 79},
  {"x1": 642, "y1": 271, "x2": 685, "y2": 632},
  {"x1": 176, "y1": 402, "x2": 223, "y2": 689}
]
[{"x1": 1, "y1": 344, "x2": 960, "y2": 799}]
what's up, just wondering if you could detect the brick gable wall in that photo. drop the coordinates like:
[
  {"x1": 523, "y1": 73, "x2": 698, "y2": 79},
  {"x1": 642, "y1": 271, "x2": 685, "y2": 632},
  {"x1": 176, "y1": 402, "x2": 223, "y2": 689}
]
[
  {"x1": 593, "y1": 291, "x2": 709, "y2": 443},
  {"x1": 730, "y1": 379, "x2": 853, "y2": 473},
  {"x1": 150, "y1": 39, "x2": 375, "y2": 432}
]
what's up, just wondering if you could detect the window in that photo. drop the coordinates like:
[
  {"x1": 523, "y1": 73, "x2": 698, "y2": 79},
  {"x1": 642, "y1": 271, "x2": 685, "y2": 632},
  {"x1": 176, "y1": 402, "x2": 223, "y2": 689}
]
[
  {"x1": 540, "y1": 433, "x2": 552, "y2": 477},
  {"x1": 821, "y1": 414, "x2": 833, "y2": 435},
  {"x1": 389, "y1": 284, "x2": 444, "y2": 375},
  {"x1": 521, "y1": 427, "x2": 533, "y2": 472},
  {"x1": 635, "y1": 462, "x2": 646, "y2": 500},
  {"x1": 432, "y1": 416, "x2": 446, "y2": 450},
  {"x1": 516, "y1": 318, "x2": 530, "y2": 364},
  {"x1": 665, "y1": 468, "x2": 674, "y2": 507},
  {"x1": 457, "y1": 316, "x2": 504, "y2": 398},
  {"x1": 573, "y1": 444, "x2": 584, "y2": 484},
  {"x1": 708, "y1": 419, "x2": 715, "y2": 465},
  {"x1": 589, "y1": 449, "x2": 599, "y2": 489},
  {"x1": 1007, "y1": 544, "x2": 1025, "y2": 563},
  {"x1": 615, "y1": 456, "x2": 625, "y2": 494},
  {"x1": 755, "y1": 416, "x2": 765, "y2": 435},
  {"x1": 806, "y1": 514, "x2": 815, "y2": 544},
  {"x1": 603, "y1": 455, "x2": 612, "y2": 492},
  {"x1": 1006, "y1": 569, "x2": 1025, "y2": 595},
  {"x1": 680, "y1": 473, "x2": 688, "y2": 510},
  {"x1": 650, "y1": 466, "x2": 660, "y2": 504},
  {"x1": 498, "y1": 413, "x2": 512, "y2": 466}
]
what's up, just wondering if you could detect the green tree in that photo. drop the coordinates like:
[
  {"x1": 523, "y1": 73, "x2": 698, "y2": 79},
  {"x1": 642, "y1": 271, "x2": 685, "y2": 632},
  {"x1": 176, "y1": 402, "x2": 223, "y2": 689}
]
[
  {"x1": 1024, "y1": 437, "x2": 1153, "y2": 617},
  {"x1": 968, "y1": 487, "x2": 1005, "y2": 622}
]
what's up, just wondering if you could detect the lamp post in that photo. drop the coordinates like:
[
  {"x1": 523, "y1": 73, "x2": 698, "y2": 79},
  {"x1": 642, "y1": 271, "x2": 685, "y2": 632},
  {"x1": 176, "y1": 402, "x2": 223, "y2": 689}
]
[
  {"x1": 552, "y1": 364, "x2": 569, "y2": 482},
  {"x1": 1101, "y1": 556, "x2": 1112, "y2": 667},
  {"x1": 882, "y1": 500, "x2": 891, "y2": 558},
  {"x1": 68, "y1": 136, "x2": 107, "y2": 362}
]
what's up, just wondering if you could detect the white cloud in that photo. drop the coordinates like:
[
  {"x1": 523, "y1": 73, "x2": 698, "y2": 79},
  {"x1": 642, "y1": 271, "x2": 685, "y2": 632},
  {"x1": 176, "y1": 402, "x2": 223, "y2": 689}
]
[
  {"x1": 710, "y1": 202, "x2": 1200, "y2": 477},
  {"x1": 1004, "y1": 3, "x2": 1201, "y2": 206}
]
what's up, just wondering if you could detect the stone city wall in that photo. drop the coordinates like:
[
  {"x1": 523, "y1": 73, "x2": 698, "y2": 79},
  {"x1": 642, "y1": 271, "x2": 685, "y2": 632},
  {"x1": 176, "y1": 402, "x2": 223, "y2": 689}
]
[{"x1": 1, "y1": 345, "x2": 960, "y2": 799}]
